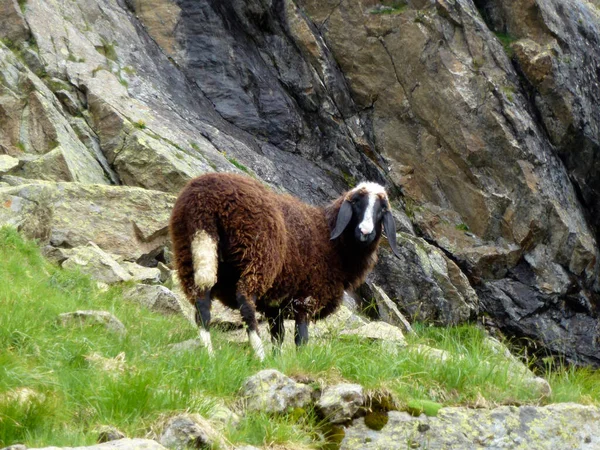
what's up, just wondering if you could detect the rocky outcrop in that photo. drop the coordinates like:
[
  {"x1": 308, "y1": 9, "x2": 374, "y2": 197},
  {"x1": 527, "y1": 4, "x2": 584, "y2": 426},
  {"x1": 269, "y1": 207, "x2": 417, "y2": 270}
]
[
  {"x1": 0, "y1": 182, "x2": 173, "y2": 261},
  {"x1": 341, "y1": 403, "x2": 600, "y2": 449},
  {"x1": 0, "y1": 0, "x2": 599, "y2": 366}
]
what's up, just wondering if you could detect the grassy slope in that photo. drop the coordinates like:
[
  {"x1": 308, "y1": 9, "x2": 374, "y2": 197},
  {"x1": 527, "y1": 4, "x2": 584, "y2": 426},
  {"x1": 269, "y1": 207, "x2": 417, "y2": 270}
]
[{"x1": 0, "y1": 227, "x2": 599, "y2": 448}]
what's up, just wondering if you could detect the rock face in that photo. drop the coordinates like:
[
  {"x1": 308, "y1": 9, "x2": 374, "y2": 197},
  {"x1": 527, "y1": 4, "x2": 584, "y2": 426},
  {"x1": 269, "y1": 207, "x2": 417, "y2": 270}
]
[
  {"x1": 0, "y1": 0, "x2": 599, "y2": 366},
  {"x1": 341, "y1": 403, "x2": 600, "y2": 450}
]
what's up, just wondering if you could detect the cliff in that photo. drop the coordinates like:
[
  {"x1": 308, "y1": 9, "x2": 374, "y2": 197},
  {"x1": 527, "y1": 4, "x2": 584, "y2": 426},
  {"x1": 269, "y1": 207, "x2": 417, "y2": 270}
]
[{"x1": 0, "y1": 0, "x2": 599, "y2": 366}]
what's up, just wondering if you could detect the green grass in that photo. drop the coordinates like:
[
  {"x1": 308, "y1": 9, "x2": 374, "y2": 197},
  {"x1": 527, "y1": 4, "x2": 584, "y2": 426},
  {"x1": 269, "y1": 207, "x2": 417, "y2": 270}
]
[
  {"x1": 494, "y1": 31, "x2": 518, "y2": 57},
  {"x1": 1, "y1": 227, "x2": 600, "y2": 448},
  {"x1": 370, "y1": 1, "x2": 408, "y2": 15}
]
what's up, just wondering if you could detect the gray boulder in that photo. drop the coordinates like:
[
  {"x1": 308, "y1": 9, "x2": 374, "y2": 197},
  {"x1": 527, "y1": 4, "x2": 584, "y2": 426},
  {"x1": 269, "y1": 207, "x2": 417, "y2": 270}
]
[
  {"x1": 241, "y1": 369, "x2": 313, "y2": 413},
  {"x1": 341, "y1": 403, "x2": 600, "y2": 449},
  {"x1": 159, "y1": 414, "x2": 228, "y2": 450},
  {"x1": 317, "y1": 384, "x2": 364, "y2": 424},
  {"x1": 122, "y1": 285, "x2": 181, "y2": 315},
  {"x1": 62, "y1": 244, "x2": 132, "y2": 284}
]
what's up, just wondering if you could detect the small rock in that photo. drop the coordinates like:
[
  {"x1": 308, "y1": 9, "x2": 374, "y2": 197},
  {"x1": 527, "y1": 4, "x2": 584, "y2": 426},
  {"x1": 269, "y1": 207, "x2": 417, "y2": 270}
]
[
  {"x1": 340, "y1": 321, "x2": 406, "y2": 344},
  {"x1": 96, "y1": 425, "x2": 126, "y2": 443},
  {"x1": 168, "y1": 338, "x2": 204, "y2": 353},
  {"x1": 371, "y1": 283, "x2": 414, "y2": 335},
  {"x1": 241, "y1": 369, "x2": 313, "y2": 413},
  {"x1": 1, "y1": 445, "x2": 27, "y2": 450},
  {"x1": 0, "y1": 155, "x2": 20, "y2": 175},
  {"x1": 210, "y1": 403, "x2": 241, "y2": 428},
  {"x1": 122, "y1": 284, "x2": 181, "y2": 315},
  {"x1": 121, "y1": 261, "x2": 161, "y2": 284},
  {"x1": 157, "y1": 262, "x2": 172, "y2": 283},
  {"x1": 58, "y1": 310, "x2": 127, "y2": 336},
  {"x1": 41, "y1": 245, "x2": 73, "y2": 265},
  {"x1": 159, "y1": 414, "x2": 228, "y2": 450},
  {"x1": 317, "y1": 383, "x2": 364, "y2": 424},
  {"x1": 62, "y1": 243, "x2": 132, "y2": 284},
  {"x1": 410, "y1": 344, "x2": 456, "y2": 363},
  {"x1": 85, "y1": 352, "x2": 126, "y2": 373}
]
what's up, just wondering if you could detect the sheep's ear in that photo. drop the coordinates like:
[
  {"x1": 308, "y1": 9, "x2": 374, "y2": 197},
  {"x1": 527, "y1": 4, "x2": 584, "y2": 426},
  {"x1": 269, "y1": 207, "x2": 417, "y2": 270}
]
[
  {"x1": 330, "y1": 200, "x2": 353, "y2": 240},
  {"x1": 383, "y1": 210, "x2": 401, "y2": 258}
]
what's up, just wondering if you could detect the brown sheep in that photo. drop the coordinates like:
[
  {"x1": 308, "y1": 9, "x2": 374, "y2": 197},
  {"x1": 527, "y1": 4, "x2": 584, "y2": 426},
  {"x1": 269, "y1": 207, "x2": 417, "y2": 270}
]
[{"x1": 169, "y1": 172, "x2": 400, "y2": 360}]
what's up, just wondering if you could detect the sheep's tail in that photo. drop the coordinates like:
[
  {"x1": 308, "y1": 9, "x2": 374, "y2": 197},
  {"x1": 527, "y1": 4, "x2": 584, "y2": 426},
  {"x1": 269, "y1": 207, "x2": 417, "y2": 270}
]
[
  {"x1": 190, "y1": 228, "x2": 218, "y2": 291},
  {"x1": 170, "y1": 200, "x2": 219, "y2": 304}
]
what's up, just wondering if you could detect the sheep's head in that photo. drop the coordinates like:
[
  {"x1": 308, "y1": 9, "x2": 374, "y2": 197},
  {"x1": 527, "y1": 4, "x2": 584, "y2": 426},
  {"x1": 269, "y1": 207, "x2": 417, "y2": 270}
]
[{"x1": 330, "y1": 182, "x2": 401, "y2": 258}]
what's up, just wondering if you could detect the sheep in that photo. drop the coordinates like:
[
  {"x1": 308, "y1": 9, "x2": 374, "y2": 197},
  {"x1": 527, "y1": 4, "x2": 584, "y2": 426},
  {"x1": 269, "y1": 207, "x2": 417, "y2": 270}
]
[{"x1": 169, "y1": 172, "x2": 400, "y2": 360}]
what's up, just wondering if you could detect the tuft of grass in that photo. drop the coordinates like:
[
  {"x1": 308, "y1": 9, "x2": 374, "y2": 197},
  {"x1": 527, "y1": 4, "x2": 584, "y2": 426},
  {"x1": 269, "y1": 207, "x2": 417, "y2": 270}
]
[
  {"x1": 133, "y1": 119, "x2": 146, "y2": 130},
  {"x1": 494, "y1": 31, "x2": 518, "y2": 57},
  {"x1": 370, "y1": 1, "x2": 408, "y2": 15},
  {"x1": 455, "y1": 223, "x2": 470, "y2": 232},
  {"x1": 95, "y1": 39, "x2": 117, "y2": 62},
  {"x1": 224, "y1": 153, "x2": 251, "y2": 175},
  {"x1": 1, "y1": 227, "x2": 600, "y2": 448}
]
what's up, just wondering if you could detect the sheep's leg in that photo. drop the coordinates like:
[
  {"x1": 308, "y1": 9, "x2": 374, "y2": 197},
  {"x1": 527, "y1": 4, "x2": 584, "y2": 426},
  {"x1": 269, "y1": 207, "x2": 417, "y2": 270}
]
[
  {"x1": 267, "y1": 308, "x2": 285, "y2": 349},
  {"x1": 194, "y1": 290, "x2": 214, "y2": 357},
  {"x1": 237, "y1": 293, "x2": 265, "y2": 361},
  {"x1": 294, "y1": 306, "x2": 309, "y2": 347}
]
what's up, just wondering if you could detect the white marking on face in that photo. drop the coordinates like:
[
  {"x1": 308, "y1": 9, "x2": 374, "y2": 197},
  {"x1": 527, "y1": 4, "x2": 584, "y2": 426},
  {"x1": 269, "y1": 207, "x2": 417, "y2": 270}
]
[
  {"x1": 191, "y1": 230, "x2": 218, "y2": 289},
  {"x1": 199, "y1": 328, "x2": 214, "y2": 357},
  {"x1": 248, "y1": 330, "x2": 265, "y2": 361},
  {"x1": 359, "y1": 193, "x2": 376, "y2": 235},
  {"x1": 352, "y1": 182, "x2": 386, "y2": 236}
]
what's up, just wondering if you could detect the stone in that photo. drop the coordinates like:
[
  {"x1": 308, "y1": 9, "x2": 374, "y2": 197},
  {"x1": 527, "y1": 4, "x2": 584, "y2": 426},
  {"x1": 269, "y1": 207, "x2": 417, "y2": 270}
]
[
  {"x1": 340, "y1": 322, "x2": 406, "y2": 344},
  {"x1": 122, "y1": 285, "x2": 182, "y2": 315},
  {"x1": 168, "y1": 338, "x2": 204, "y2": 354},
  {"x1": 95, "y1": 426, "x2": 126, "y2": 443},
  {"x1": 341, "y1": 404, "x2": 600, "y2": 449},
  {"x1": 57, "y1": 311, "x2": 127, "y2": 336},
  {"x1": 0, "y1": 182, "x2": 174, "y2": 260},
  {"x1": 312, "y1": 304, "x2": 368, "y2": 338},
  {"x1": 317, "y1": 384, "x2": 364, "y2": 424},
  {"x1": 0, "y1": 0, "x2": 30, "y2": 42},
  {"x1": 62, "y1": 244, "x2": 132, "y2": 284},
  {"x1": 120, "y1": 262, "x2": 161, "y2": 284},
  {"x1": 159, "y1": 414, "x2": 229, "y2": 450},
  {"x1": 209, "y1": 404, "x2": 241, "y2": 429},
  {"x1": 25, "y1": 439, "x2": 166, "y2": 450},
  {"x1": 0, "y1": 155, "x2": 19, "y2": 174},
  {"x1": 1, "y1": 445, "x2": 27, "y2": 450},
  {"x1": 241, "y1": 369, "x2": 313, "y2": 413},
  {"x1": 85, "y1": 352, "x2": 126, "y2": 373},
  {"x1": 370, "y1": 283, "x2": 414, "y2": 335}
]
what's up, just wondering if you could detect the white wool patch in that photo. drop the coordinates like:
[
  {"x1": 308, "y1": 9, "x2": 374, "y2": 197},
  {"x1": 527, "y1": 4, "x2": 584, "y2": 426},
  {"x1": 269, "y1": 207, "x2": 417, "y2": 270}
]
[
  {"x1": 359, "y1": 194, "x2": 376, "y2": 235},
  {"x1": 191, "y1": 230, "x2": 218, "y2": 289},
  {"x1": 199, "y1": 328, "x2": 214, "y2": 357},
  {"x1": 354, "y1": 181, "x2": 387, "y2": 196},
  {"x1": 248, "y1": 330, "x2": 265, "y2": 361}
]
